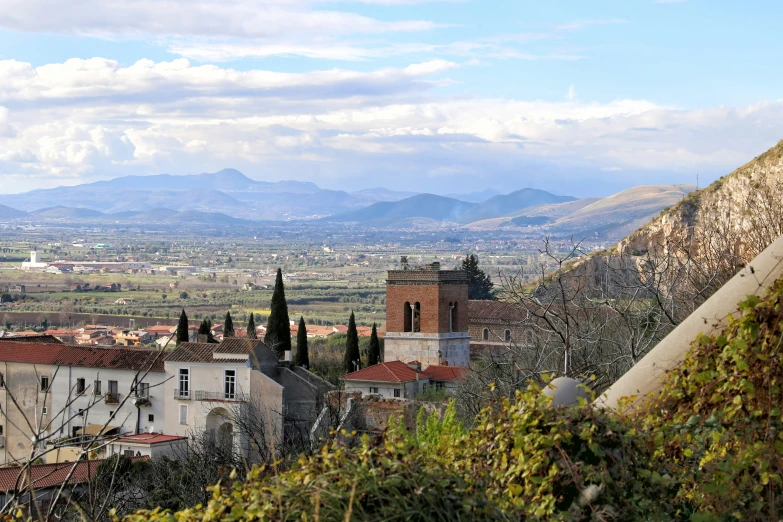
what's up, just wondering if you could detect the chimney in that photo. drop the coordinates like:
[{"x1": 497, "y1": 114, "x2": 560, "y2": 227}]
[
  {"x1": 283, "y1": 350, "x2": 292, "y2": 363},
  {"x1": 407, "y1": 361, "x2": 421, "y2": 372},
  {"x1": 441, "y1": 360, "x2": 448, "y2": 366}
]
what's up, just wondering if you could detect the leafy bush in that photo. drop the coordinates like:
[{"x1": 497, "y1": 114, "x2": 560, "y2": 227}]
[{"x1": 125, "y1": 279, "x2": 783, "y2": 521}]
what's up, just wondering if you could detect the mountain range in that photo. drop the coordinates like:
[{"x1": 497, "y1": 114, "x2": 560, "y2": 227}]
[{"x1": 0, "y1": 169, "x2": 698, "y2": 237}]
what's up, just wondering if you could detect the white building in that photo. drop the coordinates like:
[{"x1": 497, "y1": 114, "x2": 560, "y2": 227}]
[
  {"x1": 21, "y1": 250, "x2": 48, "y2": 271},
  {"x1": 48, "y1": 346, "x2": 167, "y2": 440},
  {"x1": 164, "y1": 339, "x2": 334, "y2": 459},
  {"x1": 341, "y1": 361, "x2": 466, "y2": 400},
  {"x1": 106, "y1": 433, "x2": 188, "y2": 459}
]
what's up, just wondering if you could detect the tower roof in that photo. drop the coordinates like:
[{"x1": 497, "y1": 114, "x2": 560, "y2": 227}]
[{"x1": 387, "y1": 262, "x2": 467, "y2": 285}]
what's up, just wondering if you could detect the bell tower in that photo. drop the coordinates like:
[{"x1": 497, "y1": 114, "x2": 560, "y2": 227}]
[{"x1": 384, "y1": 261, "x2": 470, "y2": 367}]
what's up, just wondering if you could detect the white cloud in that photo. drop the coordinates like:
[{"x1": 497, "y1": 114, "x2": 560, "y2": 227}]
[{"x1": 1, "y1": 56, "x2": 782, "y2": 195}]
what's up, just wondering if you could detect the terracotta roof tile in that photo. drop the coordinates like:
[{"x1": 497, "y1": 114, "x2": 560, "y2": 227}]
[
  {"x1": 342, "y1": 361, "x2": 426, "y2": 383},
  {"x1": 166, "y1": 339, "x2": 266, "y2": 363},
  {"x1": 0, "y1": 457, "x2": 149, "y2": 492},
  {"x1": 0, "y1": 342, "x2": 65, "y2": 364},
  {"x1": 468, "y1": 300, "x2": 527, "y2": 323},
  {"x1": 0, "y1": 334, "x2": 64, "y2": 345},
  {"x1": 112, "y1": 433, "x2": 188, "y2": 445},
  {"x1": 422, "y1": 365, "x2": 467, "y2": 382},
  {"x1": 52, "y1": 346, "x2": 166, "y2": 372}
]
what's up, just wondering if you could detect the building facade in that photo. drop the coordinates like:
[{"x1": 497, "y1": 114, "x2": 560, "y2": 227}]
[{"x1": 383, "y1": 262, "x2": 470, "y2": 367}]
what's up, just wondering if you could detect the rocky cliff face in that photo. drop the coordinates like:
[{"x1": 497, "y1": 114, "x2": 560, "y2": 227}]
[{"x1": 620, "y1": 140, "x2": 783, "y2": 262}]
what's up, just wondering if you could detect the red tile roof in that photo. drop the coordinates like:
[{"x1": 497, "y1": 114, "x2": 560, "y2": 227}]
[
  {"x1": 0, "y1": 456, "x2": 149, "y2": 492},
  {"x1": 0, "y1": 342, "x2": 66, "y2": 364},
  {"x1": 52, "y1": 346, "x2": 166, "y2": 372},
  {"x1": 422, "y1": 365, "x2": 467, "y2": 382},
  {"x1": 0, "y1": 334, "x2": 64, "y2": 345},
  {"x1": 342, "y1": 361, "x2": 426, "y2": 383},
  {"x1": 166, "y1": 339, "x2": 265, "y2": 363},
  {"x1": 468, "y1": 300, "x2": 527, "y2": 323},
  {"x1": 112, "y1": 433, "x2": 187, "y2": 445}
]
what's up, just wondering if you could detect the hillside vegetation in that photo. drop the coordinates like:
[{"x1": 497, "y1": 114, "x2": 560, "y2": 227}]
[{"x1": 124, "y1": 277, "x2": 783, "y2": 521}]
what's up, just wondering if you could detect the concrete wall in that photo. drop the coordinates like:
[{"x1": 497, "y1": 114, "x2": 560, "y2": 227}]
[
  {"x1": 0, "y1": 362, "x2": 53, "y2": 465},
  {"x1": 107, "y1": 439, "x2": 187, "y2": 459},
  {"x1": 50, "y1": 366, "x2": 166, "y2": 440},
  {"x1": 383, "y1": 333, "x2": 470, "y2": 367},
  {"x1": 249, "y1": 369, "x2": 284, "y2": 454}
]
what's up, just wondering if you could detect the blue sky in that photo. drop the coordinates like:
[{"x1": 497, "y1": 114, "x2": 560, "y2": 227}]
[{"x1": 0, "y1": 0, "x2": 781, "y2": 197}]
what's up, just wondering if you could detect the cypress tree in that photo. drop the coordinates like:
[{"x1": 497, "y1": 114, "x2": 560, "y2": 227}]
[
  {"x1": 295, "y1": 316, "x2": 309, "y2": 368},
  {"x1": 462, "y1": 254, "x2": 494, "y2": 300},
  {"x1": 224, "y1": 311, "x2": 234, "y2": 338},
  {"x1": 247, "y1": 313, "x2": 257, "y2": 339},
  {"x1": 198, "y1": 318, "x2": 217, "y2": 343},
  {"x1": 343, "y1": 311, "x2": 361, "y2": 373},
  {"x1": 367, "y1": 322, "x2": 381, "y2": 366},
  {"x1": 265, "y1": 268, "x2": 292, "y2": 356},
  {"x1": 176, "y1": 309, "x2": 189, "y2": 345}
]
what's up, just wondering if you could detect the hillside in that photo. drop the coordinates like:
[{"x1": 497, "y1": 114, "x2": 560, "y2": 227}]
[
  {"x1": 33, "y1": 206, "x2": 106, "y2": 219},
  {"x1": 327, "y1": 193, "x2": 475, "y2": 224},
  {"x1": 0, "y1": 204, "x2": 29, "y2": 220},
  {"x1": 457, "y1": 188, "x2": 575, "y2": 223}
]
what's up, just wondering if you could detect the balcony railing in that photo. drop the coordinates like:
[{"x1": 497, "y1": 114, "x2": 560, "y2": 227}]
[
  {"x1": 194, "y1": 390, "x2": 247, "y2": 402},
  {"x1": 174, "y1": 390, "x2": 191, "y2": 400},
  {"x1": 105, "y1": 393, "x2": 120, "y2": 404}
]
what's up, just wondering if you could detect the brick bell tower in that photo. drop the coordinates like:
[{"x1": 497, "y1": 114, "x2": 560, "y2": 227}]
[{"x1": 384, "y1": 260, "x2": 470, "y2": 367}]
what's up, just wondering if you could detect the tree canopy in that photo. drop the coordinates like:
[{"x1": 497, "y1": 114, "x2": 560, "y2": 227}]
[
  {"x1": 176, "y1": 309, "x2": 189, "y2": 345},
  {"x1": 461, "y1": 254, "x2": 494, "y2": 300},
  {"x1": 367, "y1": 322, "x2": 381, "y2": 366},
  {"x1": 343, "y1": 311, "x2": 361, "y2": 373},
  {"x1": 265, "y1": 268, "x2": 292, "y2": 356},
  {"x1": 223, "y1": 311, "x2": 234, "y2": 338},
  {"x1": 295, "y1": 316, "x2": 309, "y2": 368},
  {"x1": 247, "y1": 312, "x2": 257, "y2": 339}
]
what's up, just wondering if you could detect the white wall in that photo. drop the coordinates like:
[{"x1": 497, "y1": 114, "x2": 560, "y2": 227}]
[
  {"x1": 50, "y1": 366, "x2": 166, "y2": 438},
  {"x1": 163, "y1": 361, "x2": 252, "y2": 437},
  {"x1": 107, "y1": 439, "x2": 187, "y2": 459},
  {"x1": 343, "y1": 380, "x2": 422, "y2": 400}
]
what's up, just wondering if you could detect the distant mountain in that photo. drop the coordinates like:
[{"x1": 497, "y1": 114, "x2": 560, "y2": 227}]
[
  {"x1": 445, "y1": 188, "x2": 501, "y2": 203},
  {"x1": 327, "y1": 194, "x2": 474, "y2": 224},
  {"x1": 457, "y1": 188, "x2": 577, "y2": 223},
  {"x1": 350, "y1": 188, "x2": 419, "y2": 205},
  {"x1": 33, "y1": 206, "x2": 106, "y2": 219},
  {"x1": 161, "y1": 210, "x2": 253, "y2": 225},
  {"x1": 552, "y1": 185, "x2": 694, "y2": 237},
  {"x1": 0, "y1": 204, "x2": 29, "y2": 220}
]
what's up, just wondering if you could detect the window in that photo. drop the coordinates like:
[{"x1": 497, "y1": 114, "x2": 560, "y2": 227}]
[
  {"x1": 393, "y1": 389, "x2": 401, "y2": 398},
  {"x1": 94, "y1": 380, "x2": 101, "y2": 395},
  {"x1": 179, "y1": 404, "x2": 188, "y2": 425},
  {"x1": 413, "y1": 302, "x2": 421, "y2": 332},
  {"x1": 40, "y1": 376, "x2": 50, "y2": 391},
  {"x1": 0, "y1": 372, "x2": 4, "y2": 388},
  {"x1": 107, "y1": 380, "x2": 119, "y2": 403},
  {"x1": 137, "y1": 382, "x2": 149, "y2": 398},
  {"x1": 0, "y1": 426, "x2": 3, "y2": 435},
  {"x1": 76, "y1": 378, "x2": 85, "y2": 394},
  {"x1": 72, "y1": 426, "x2": 82, "y2": 438},
  {"x1": 78, "y1": 408, "x2": 84, "y2": 417},
  {"x1": 369, "y1": 387, "x2": 379, "y2": 394},
  {"x1": 148, "y1": 414, "x2": 154, "y2": 422},
  {"x1": 42, "y1": 407, "x2": 47, "y2": 415},
  {"x1": 123, "y1": 449, "x2": 135, "y2": 457},
  {"x1": 403, "y1": 301, "x2": 412, "y2": 332},
  {"x1": 482, "y1": 328, "x2": 489, "y2": 341},
  {"x1": 178, "y1": 368, "x2": 190, "y2": 398},
  {"x1": 450, "y1": 303, "x2": 458, "y2": 332},
  {"x1": 505, "y1": 330, "x2": 512, "y2": 343},
  {"x1": 224, "y1": 369, "x2": 236, "y2": 399},
  {"x1": 109, "y1": 411, "x2": 114, "y2": 416}
]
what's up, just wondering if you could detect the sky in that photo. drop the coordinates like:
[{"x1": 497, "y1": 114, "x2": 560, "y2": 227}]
[{"x1": 0, "y1": 0, "x2": 782, "y2": 197}]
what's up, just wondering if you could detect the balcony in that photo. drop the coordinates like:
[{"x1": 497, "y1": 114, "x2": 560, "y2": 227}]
[
  {"x1": 105, "y1": 393, "x2": 120, "y2": 405},
  {"x1": 174, "y1": 390, "x2": 191, "y2": 400},
  {"x1": 194, "y1": 390, "x2": 247, "y2": 402}
]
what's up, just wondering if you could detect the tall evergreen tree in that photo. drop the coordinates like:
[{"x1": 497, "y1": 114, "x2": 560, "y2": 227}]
[
  {"x1": 461, "y1": 254, "x2": 494, "y2": 300},
  {"x1": 247, "y1": 313, "x2": 257, "y2": 339},
  {"x1": 295, "y1": 316, "x2": 309, "y2": 368},
  {"x1": 343, "y1": 311, "x2": 361, "y2": 373},
  {"x1": 264, "y1": 268, "x2": 292, "y2": 356},
  {"x1": 223, "y1": 311, "x2": 235, "y2": 338},
  {"x1": 176, "y1": 309, "x2": 189, "y2": 345},
  {"x1": 197, "y1": 318, "x2": 217, "y2": 343},
  {"x1": 367, "y1": 322, "x2": 381, "y2": 366}
]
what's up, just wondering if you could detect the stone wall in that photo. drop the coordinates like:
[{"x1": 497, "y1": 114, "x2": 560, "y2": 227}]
[{"x1": 383, "y1": 333, "x2": 470, "y2": 367}]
